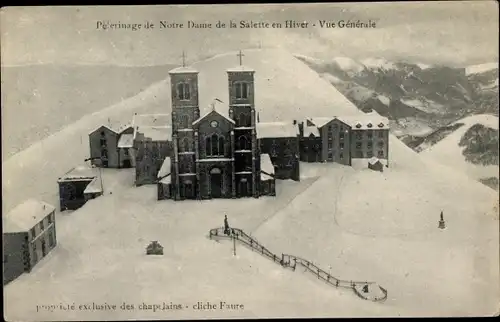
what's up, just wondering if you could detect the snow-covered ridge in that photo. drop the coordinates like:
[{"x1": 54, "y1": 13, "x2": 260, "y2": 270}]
[
  {"x1": 465, "y1": 62, "x2": 498, "y2": 76},
  {"x1": 360, "y1": 58, "x2": 396, "y2": 71}
]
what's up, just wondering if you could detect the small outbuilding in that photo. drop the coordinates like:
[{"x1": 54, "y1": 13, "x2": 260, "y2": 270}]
[
  {"x1": 58, "y1": 166, "x2": 102, "y2": 211},
  {"x1": 368, "y1": 157, "x2": 384, "y2": 172},
  {"x1": 146, "y1": 241, "x2": 164, "y2": 255}
]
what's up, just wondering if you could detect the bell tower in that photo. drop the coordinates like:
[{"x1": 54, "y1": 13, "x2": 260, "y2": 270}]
[
  {"x1": 227, "y1": 50, "x2": 260, "y2": 198},
  {"x1": 169, "y1": 51, "x2": 200, "y2": 200}
]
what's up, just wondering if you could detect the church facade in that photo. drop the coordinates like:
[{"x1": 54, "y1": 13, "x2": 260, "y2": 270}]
[{"x1": 153, "y1": 63, "x2": 299, "y2": 200}]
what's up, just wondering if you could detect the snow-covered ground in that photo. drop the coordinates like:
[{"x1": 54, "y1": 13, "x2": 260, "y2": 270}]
[
  {"x1": 3, "y1": 50, "x2": 499, "y2": 319},
  {"x1": 390, "y1": 118, "x2": 434, "y2": 138},
  {"x1": 400, "y1": 98, "x2": 446, "y2": 115},
  {"x1": 360, "y1": 58, "x2": 396, "y2": 71},
  {"x1": 377, "y1": 95, "x2": 390, "y2": 106},
  {"x1": 419, "y1": 114, "x2": 499, "y2": 182}
]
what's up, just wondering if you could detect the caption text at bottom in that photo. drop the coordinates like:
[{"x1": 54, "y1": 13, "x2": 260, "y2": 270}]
[{"x1": 36, "y1": 301, "x2": 245, "y2": 313}]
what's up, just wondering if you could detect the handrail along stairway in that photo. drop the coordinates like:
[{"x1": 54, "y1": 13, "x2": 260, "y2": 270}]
[{"x1": 209, "y1": 227, "x2": 387, "y2": 302}]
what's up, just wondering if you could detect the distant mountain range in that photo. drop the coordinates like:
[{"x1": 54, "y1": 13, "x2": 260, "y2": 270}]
[{"x1": 295, "y1": 54, "x2": 498, "y2": 138}]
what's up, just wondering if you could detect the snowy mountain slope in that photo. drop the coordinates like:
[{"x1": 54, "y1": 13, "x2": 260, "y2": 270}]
[
  {"x1": 419, "y1": 114, "x2": 499, "y2": 189},
  {"x1": 3, "y1": 51, "x2": 499, "y2": 319},
  {"x1": 1, "y1": 64, "x2": 175, "y2": 161},
  {"x1": 254, "y1": 137, "x2": 499, "y2": 317}
]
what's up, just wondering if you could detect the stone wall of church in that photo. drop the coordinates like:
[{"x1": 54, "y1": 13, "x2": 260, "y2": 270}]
[
  {"x1": 134, "y1": 140, "x2": 172, "y2": 186},
  {"x1": 259, "y1": 137, "x2": 300, "y2": 181}
]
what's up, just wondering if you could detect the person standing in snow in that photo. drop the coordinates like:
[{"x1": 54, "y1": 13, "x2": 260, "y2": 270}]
[{"x1": 224, "y1": 215, "x2": 230, "y2": 235}]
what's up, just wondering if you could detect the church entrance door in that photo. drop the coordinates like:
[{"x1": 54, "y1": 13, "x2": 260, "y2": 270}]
[
  {"x1": 182, "y1": 181, "x2": 194, "y2": 199},
  {"x1": 122, "y1": 159, "x2": 131, "y2": 168},
  {"x1": 210, "y1": 168, "x2": 223, "y2": 198},
  {"x1": 239, "y1": 178, "x2": 250, "y2": 197}
]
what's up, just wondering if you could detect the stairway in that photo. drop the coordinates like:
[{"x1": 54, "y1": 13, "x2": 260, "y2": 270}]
[{"x1": 209, "y1": 227, "x2": 388, "y2": 302}]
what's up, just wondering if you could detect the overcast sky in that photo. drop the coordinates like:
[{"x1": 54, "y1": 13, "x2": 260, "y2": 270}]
[{"x1": 1, "y1": 2, "x2": 498, "y2": 67}]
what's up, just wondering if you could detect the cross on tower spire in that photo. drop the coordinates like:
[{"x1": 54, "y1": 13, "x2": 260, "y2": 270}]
[
  {"x1": 237, "y1": 50, "x2": 244, "y2": 66},
  {"x1": 182, "y1": 51, "x2": 186, "y2": 67}
]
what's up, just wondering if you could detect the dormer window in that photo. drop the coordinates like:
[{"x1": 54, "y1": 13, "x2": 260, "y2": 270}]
[
  {"x1": 177, "y1": 82, "x2": 191, "y2": 100},
  {"x1": 367, "y1": 123, "x2": 373, "y2": 128},
  {"x1": 378, "y1": 122, "x2": 385, "y2": 128},
  {"x1": 355, "y1": 123, "x2": 362, "y2": 129},
  {"x1": 234, "y1": 82, "x2": 249, "y2": 99}
]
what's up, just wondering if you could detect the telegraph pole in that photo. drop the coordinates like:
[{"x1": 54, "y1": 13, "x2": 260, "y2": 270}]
[{"x1": 233, "y1": 234, "x2": 236, "y2": 256}]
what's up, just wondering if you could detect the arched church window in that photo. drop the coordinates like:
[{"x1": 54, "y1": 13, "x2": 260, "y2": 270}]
[
  {"x1": 234, "y1": 82, "x2": 249, "y2": 99},
  {"x1": 179, "y1": 115, "x2": 189, "y2": 128},
  {"x1": 177, "y1": 82, "x2": 191, "y2": 100},
  {"x1": 239, "y1": 113, "x2": 249, "y2": 127},
  {"x1": 218, "y1": 136, "x2": 225, "y2": 156},
  {"x1": 210, "y1": 167, "x2": 221, "y2": 174},
  {"x1": 181, "y1": 137, "x2": 190, "y2": 152},
  {"x1": 211, "y1": 134, "x2": 219, "y2": 156},
  {"x1": 205, "y1": 136, "x2": 211, "y2": 156},
  {"x1": 238, "y1": 135, "x2": 250, "y2": 150}
]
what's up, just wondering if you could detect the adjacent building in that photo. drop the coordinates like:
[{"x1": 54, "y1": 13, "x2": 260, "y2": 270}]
[
  {"x1": 298, "y1": 113, "x2": 390, "y2": 166},
  {"x1": 3, "y1": 200, "x2": 57, "y2": 285},
  {"x1": 57, "y1": 166, "x2": 103, "y2": 211},
  {"x1": 133, "y1": 114, "x2": 173, "y2": 186},
  {"x1": 89, "y1": 123, "x2": 135, "y2": 168}
]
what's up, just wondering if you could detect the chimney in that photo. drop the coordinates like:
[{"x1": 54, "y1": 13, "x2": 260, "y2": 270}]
[{"x1": 293, "y1": 120, "x2": 297, "y2": 125}]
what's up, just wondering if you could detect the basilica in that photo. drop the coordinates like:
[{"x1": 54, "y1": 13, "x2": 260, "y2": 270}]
[
  {"x1": 88, "y1": 51, "x2": 390, "y2": 202},
  {"x1": 133, "y1": 54, "x2": 300, "y2": 201}
]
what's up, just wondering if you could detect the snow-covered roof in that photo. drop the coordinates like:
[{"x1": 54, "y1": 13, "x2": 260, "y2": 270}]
[
  {"x1": 169, "y1": 66, "x2": 199, "y2": 74},
  {"x1": 83, "y1": 177, "x2": 102, "y2": 194},
  {"x1": 116, "y1": 124, "x2": 133, "y2": 134},
  {"x1": 227, "y1": 65, "x2": 255, "y2": 73},
  {"x1": 256, "y1": 122, "x2": 299, "y2": 139},
  {"x1": 89, "y1": 123, "x2": 132, "y2": 135},
  {"x1": 158, "y1": 157, "x2": 171, "y2": 179},
  {"x1": 260, "y1": 154, "x2": 275, "y2": 175},
  {"x1": 4, "y1": 199, "x2": 55, "y2": 233},
  {"x1": 135, "y1": 126, "x2": 172, "y2": 141},
  {"x1": 193, "y1": 100, "x2": 235, "y2": 126},
  {"x1": 88, "y1": 124, "x2": 118, "y2": 135},
  {"x1": 159, "y1": 176, "x2": 171, "y2": 184},
  {"x1": 117, "y1": 134, "x2": 134, "y2": 148},
  {"x1": 307, "y1": 113, "x2": 389, "y2": 130},
  {"x1": 308, "y1": 117, "x2": 333, "y2": 128},
  {"x1": 338, "y1": 113, "x2": 390, "y2": 130},
  {"x1": 58, "y1": 166, "x2": 96, "y2": 182},
  {"x1": 304, "y1": 126, "x2": 320, "y2": 137},
  {"x1": 368, "y1": 157, "x2": 381, "y2": 165}
]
